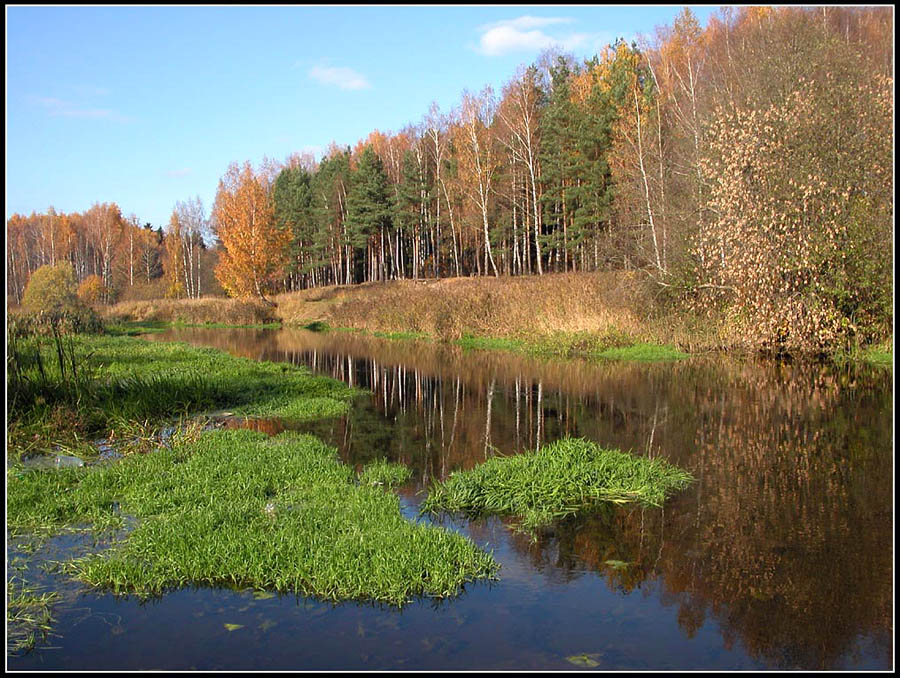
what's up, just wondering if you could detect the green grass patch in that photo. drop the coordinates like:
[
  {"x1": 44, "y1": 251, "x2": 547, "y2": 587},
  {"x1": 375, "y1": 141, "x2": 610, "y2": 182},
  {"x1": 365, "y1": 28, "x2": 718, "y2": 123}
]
[
  {"x1": 7, "y1": 333, "x2": 357, "y2": 461},
  {"x1": 103, "y1": 320, "x2": 171, "y2": 336},
  {"x1": 358, "y1": 459, "x2": 412, "y2": 488},
  {"x1": 422, "y1": 438, "x2": 693, "y2": 532},
  {"x1": 105, "y1": 320, "x2": 281, "y2": 335},
  {"x1": 857, "y1": 339, "x2": 893, "y2": 367},
  {"x1": 453, "y1": 331, "x2": 688, "y2": 362},
  {"x1": 172, "y1": 321, "x2": 282, "y2": 329},
  {"x1": 372, "y1": 330, "x2": 432, "y2": 342},
  {"x1": 593, "y1": 342, "x2": 689, "y2": 362},
  {"x1": 8, "y1": 430, "x2": 498, "y2": 606}
]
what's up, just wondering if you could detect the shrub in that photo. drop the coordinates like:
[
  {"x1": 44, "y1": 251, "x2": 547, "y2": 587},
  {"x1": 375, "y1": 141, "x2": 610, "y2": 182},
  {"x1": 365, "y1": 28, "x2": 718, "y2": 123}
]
[
  {"x1": 22, "y1": 263, "x2": 80, "y2": 314},
  {"x1": 77, "y1": 275, "x2": 106, "y2": 307}
]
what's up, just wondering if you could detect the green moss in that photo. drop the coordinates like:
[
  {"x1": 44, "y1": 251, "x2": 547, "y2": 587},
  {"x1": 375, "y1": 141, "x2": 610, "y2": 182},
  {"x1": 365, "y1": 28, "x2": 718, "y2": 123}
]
[{"x1": 422, "y1": 438, "x2": 693, "y2": 532}]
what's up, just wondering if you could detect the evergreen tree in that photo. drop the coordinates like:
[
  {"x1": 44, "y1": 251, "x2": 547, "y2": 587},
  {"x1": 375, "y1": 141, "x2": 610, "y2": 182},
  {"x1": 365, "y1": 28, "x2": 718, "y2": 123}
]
[{"x1": 346, "y1": 146, "x2": 392, "y2": 282}]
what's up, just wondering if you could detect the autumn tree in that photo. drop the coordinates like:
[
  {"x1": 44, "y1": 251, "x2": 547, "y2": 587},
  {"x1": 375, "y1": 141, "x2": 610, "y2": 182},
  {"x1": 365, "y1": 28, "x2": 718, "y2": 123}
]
[
  {"x1": 455, "y1": 87, "x2": 500, "y2": 277},
  {"x1": 83, "y1": 202, "x2": 124, "y2": 303},
  {"x1": 497, "y1": 66, "x2": 546, "y2": 275},
  {"x1": 212, "y1": 161, "x2": 291, "y2": 300},
  {"x1": 164, "y1": 212, "x2": 187, "y2": 298},
  {"x1": 173, "y1": 197, "x2": 208, "y2": 298},
  {"x1": 695, "y1": 72, "x2": 893, "y2": 353},
  {"x1": 77, "y1": 274, "x2": 105, "y2": 306}
]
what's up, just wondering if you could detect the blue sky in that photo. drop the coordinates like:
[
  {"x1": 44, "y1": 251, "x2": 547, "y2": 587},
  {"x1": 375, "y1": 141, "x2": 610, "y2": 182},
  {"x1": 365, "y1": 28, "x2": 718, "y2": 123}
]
[{"x1": 6, "y1": 5, "x2": 721, "y2": 228}]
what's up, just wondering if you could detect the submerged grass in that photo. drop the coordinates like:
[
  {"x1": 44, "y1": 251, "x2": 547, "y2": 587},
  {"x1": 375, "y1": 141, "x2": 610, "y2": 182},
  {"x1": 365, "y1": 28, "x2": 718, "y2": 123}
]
[
  {"x1": 422, "y1": 438, "x2": 693, "y2": 532},
  {"x1": 6, "y1": 576, "x2": 60, "y2": 655},
  {"x1": 9, "y1": 430, "x2": 498, "y2": 606}
]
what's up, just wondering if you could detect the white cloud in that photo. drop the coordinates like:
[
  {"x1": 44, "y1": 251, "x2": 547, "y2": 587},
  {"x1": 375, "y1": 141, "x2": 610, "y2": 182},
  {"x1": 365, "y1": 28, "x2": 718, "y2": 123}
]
[
  {"x1": 308, "y1": 64, "x2": 371, "y2": 91},
  {"x1": 29, "y1": 95, "x2": 130, "y2": 122},
  {"x1": 475, "y1": 15, "x2": 590, "y2": 56},
  {"x1": 479, "y1": 16, "x2": 574, "y2": 33},
  {"x1": 166, "y1": 168, "x2": 192, "y2": 178}
]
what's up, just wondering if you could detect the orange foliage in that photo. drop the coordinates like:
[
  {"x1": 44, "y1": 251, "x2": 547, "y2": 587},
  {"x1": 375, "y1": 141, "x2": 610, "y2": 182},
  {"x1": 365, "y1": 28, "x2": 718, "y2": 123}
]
[{"x1": 212, "y1": 161, "x2": 291, "y2": 299}]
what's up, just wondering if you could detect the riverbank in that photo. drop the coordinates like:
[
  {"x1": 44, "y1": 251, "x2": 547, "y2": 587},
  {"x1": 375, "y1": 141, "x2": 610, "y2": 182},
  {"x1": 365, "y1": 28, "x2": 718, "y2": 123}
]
[
  {"x1": 93, "y1": 271, "x2": 892, "y2": 364},
  {"x1": 272, "y1": 272, "x2": 725, "y2": 352}
]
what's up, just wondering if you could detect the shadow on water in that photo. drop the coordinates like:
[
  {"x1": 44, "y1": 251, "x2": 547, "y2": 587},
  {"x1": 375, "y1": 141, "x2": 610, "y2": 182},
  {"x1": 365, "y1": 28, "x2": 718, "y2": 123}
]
[{"x1": 10, "y1": 326, "x2": 893, "y2": 671}]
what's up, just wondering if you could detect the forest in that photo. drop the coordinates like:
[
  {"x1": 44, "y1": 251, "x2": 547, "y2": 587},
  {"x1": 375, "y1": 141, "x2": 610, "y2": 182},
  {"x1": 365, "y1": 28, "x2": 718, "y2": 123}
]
[{"x1": 7, "y1": 6, "x2": 893, "y2": 354}]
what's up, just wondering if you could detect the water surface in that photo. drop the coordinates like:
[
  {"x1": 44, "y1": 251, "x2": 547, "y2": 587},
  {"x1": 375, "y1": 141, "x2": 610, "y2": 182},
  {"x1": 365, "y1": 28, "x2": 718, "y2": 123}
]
[{"x1": 9, "y1": 327, "x2": 893, "y2": 671}]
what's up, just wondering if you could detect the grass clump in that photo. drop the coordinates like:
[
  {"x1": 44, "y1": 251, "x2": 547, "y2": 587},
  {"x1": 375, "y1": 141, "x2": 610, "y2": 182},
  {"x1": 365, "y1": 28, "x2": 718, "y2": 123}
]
[
  {"x1": 358, "y1": 459, "x2": 412, "y2": 488},
  {"x1": 422, "y1": 438, "x2": 693, "y2": 532},
  {"x1": 9, "y1": 430, "x2": 497, "y2": 606},
  {"x1": 456, "y1": 335, "x2": 525, "y2": 353}
]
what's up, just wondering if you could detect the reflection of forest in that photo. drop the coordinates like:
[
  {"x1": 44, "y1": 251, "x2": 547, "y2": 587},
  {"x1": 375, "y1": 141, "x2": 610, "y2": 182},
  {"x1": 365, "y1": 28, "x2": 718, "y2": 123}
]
[{"x1": 148, "y1": 328, "x2": 893, "y2": 670}]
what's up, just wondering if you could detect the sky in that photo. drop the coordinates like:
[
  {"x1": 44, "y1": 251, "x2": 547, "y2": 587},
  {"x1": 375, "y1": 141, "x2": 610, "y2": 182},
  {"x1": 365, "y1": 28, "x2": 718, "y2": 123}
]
[{"x1": 6, "y1": 5, "x2": 722, "y2": 228}]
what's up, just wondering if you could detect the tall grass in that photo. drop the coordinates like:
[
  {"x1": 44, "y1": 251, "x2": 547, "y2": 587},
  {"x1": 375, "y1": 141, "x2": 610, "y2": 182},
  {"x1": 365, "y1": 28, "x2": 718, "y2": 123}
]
[
  {"x1": 422, "y1": 438, "x2": 693, "y2": 532},
  {"x1": 272, "y1": 272, "x2": 729, "y2": 355},
  {"x1": 101, "y1": 297, "x2": 279, "y2": 326}
]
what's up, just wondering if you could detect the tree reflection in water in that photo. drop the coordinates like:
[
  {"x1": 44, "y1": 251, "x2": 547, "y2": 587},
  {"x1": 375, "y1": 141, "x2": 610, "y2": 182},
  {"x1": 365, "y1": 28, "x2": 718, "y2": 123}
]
[{"x1": 146, "y1": 327, "x2": 893, "y2": 670}]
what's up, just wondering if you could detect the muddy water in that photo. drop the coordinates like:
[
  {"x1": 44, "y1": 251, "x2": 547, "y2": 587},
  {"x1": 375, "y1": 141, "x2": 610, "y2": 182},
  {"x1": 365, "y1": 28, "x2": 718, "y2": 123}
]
[{"x1": 9, "y1": 327, "x2": 893, "y2": 671}]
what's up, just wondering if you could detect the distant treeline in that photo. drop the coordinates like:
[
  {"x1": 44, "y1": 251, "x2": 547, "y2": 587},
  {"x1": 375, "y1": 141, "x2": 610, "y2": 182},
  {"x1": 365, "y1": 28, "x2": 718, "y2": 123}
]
[{"x1": 7, "y1": 6, "x2": 893, "y2": 353}]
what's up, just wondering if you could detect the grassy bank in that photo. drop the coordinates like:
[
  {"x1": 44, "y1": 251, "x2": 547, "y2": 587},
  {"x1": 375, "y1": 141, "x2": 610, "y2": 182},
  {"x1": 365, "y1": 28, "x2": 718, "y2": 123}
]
[
  {"x1": 7, "y1": 331, "x2": 354, "y2": 460},
  {"x1": 101, "y1": 296, "x2": 279, "y2": 327},
  {"x1": 274, "y1": 272, "x2": 715, "y2": 359},
  {"x1": 422, "y1": 438, "x2": 694, "y2": 533}
]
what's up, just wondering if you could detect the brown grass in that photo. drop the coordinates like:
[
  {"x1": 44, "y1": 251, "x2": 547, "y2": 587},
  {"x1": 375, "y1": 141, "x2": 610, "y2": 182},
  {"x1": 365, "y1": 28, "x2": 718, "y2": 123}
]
[
  {"x1": 100, "y1": 297, "x2": 279, "y2": 326},
  {"x1": 272, "y1": 272, "x2": 727, "y2": 351}
]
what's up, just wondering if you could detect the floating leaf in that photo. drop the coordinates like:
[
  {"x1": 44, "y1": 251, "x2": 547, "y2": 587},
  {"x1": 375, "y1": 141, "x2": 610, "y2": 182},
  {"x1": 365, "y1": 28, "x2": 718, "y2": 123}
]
[
  {"x1": 252, "y1": 591, "x2": 275, "y2": 600},
  {"x1": 224, "y1": 623, "x2": 243, "y2": 632},
  {"x1": 567, "y1": 653, "x2": 602, "y2": 667}
]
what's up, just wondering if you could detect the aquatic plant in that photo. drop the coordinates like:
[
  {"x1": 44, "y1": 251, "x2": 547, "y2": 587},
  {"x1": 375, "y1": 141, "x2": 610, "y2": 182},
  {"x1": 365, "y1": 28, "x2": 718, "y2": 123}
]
[
  {"x1": 6, "y1": 576, "x2": 59, "y2": 655},
  {"x1": 9, "y1": 430, "x2": 498, "y2": 606},
  {"x1": 422, "y1": 438, "x2": 693, "y2": 532}
]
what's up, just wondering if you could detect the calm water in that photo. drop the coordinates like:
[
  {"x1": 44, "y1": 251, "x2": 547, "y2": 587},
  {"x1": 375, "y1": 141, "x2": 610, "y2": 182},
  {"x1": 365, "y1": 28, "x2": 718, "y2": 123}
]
[{"x1": 9, "y1": 327, "x2": 894, "y2": 671}]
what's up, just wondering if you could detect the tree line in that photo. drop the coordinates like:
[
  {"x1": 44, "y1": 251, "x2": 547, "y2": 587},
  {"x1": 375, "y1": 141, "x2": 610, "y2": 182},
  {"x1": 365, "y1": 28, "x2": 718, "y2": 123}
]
[
  {"x1": 8, "y1": 6, "x2": 893, "y2": 352},
  {"x1": 7, "y1": 198, "x2": 220, "y2": 306}
]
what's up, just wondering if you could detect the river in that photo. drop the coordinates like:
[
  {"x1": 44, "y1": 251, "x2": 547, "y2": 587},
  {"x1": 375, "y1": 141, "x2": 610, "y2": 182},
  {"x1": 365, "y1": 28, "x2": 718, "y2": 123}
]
[{"x1": 9, "y1": 327, "x2": 893, "y2": 671}]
